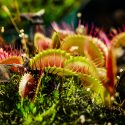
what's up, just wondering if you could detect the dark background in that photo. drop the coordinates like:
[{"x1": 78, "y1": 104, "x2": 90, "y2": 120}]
[{"x1": 79, "y1": 0, "x2": 125, "y2": 32}]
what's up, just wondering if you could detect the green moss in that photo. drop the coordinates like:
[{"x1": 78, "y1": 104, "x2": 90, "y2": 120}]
[
  {"x1": 0, "y1": 73, "x2": 22, "y2": 124},
  {"x1": 0, "y1": 72, "x2": 125, "y2": 125}
]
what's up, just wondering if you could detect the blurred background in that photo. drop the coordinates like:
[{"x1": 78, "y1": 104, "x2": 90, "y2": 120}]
[
  {"x1": 0, "y1": 0, "x2": 82, "y2": 27},
  {"x1": 1, "y1": 0, "x2": 125, "y2": 42},
  {"x1": 0, "y1": 0, "x2": 83, "y2": 42}
]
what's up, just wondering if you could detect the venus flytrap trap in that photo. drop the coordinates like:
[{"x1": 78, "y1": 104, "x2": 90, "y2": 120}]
[
  {"x1": 17, "y1": 73, "x2": 61, "y2": 125},
  {"x1": 34, "y1": 33, "x2": 52, "y2": 52},
  {"x1": 51, "y1": 32, "x2": 61, "y2": 49},
  {"x1": 0, "y1": 48, "x2": 23, "y2": 65},
  {"x1": 1, "y1": 19, "x2": 125, "y2": 124},
  {"x1": 19, "y1": 28, "x2": 115, "y2": 107}
]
